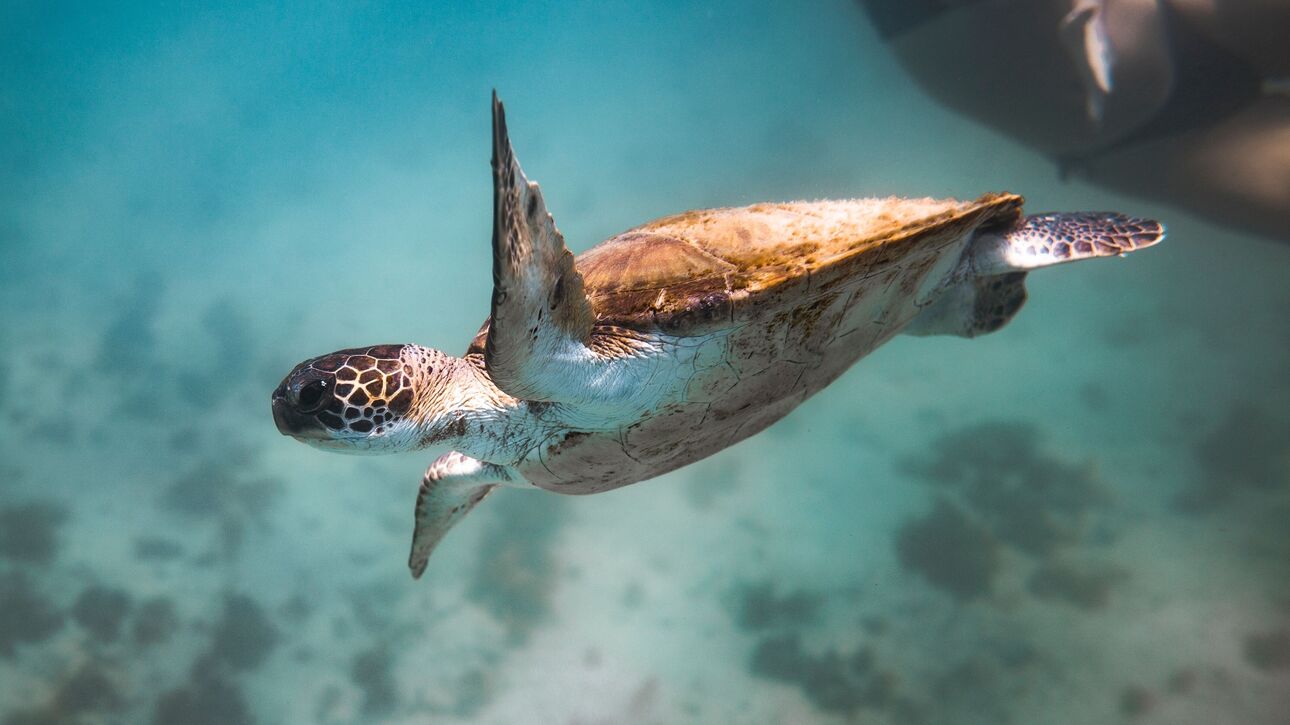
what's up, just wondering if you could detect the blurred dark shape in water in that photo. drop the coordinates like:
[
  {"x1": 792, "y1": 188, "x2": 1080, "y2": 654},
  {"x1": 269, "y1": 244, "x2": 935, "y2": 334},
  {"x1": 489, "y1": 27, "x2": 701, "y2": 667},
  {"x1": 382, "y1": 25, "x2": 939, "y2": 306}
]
[
  {"x1": 856, "y1": 0, "x2": 1290, "y2": 243},
  {"x1": 1178, "y1": 403, "x2": 1290, "y2": 509},
  {"x1": 1167, "y1": 667, "x2": 1198, "y2": 694},
  {"x1": 931, "y1": 657, "x2": 1019, "y2": 725},
  {"x1": 205, "y1": 593, "x2": 279, "y2": 672},
  {"x1": 54, "y1": 665, "x2": 123, "y2": 712},
  {"x1": 862, "y1": 615, "x2": 888, "y2": 637},
  {"x1": 733, "y1": 581, "x2": 822, "y2": 631},
  {"x1": 71, "y1": 584, "x2": 133, "y2": 644},
  {"x1": 1079, "y1": 382, "x2": 1111, "y2": 412},
  {"x1": 93, "y1": 283, "x2": 262, "y2": 419},
  {"x1": 159, "y1": 454, "x2": 283, "y2": 560},
  {"x1": 986, "y1": 636, "x2": 1041, "y2": 670},
  {"x1": 132, "y1": 597, "x2": 179, "y2": 648},
  {"x1": 202, "y1": 297, "x2": 254, "y2": 373},
  {"x1": 467, "y1": 492, "x2": 566, "y2": 644},
  {"x1": 159, "y1": 449, "x2": 266, "y2": 518},
  {"x1": 133, "y1": 536, "x2": 185, "y2": 562},
  {"x1": 345, "y1": 579, "x2": 416, "y2": 641},
  {"x1": 621, "y1": 581, "x2": 645, "y2": 609},
  {"x1": 313, "y1": 685, "x2": 342, "y2": 723},
  {"x1": 445, "y1": 668, "x2": 492, "y2": 718},
  {"x1": 54, "y1": 662, "x2": 126, "y2": 716},
  {"x1": 908, "y1": 421, "x2": 1108, "y2": 557},
  {"x1": 896, "y1": 498, "x2": 1000, "y2": 601},
  {"x1": 113, "y1": 389, "x2": 172, "y2": 421},
  {"x1": 749, "y1": 634, "x2": 901, "y2": 715},
  {"x1": 623, "y1": 677, "x2": 661, "y2": 721},
  {"x1": 350, "y1": 643, "x2": 398, "y2": 717},
  {"x1": 168, "y1": 427, "x2": 202, "y2": 453},
  {"x1": 901, "y1": 422, "x2": 1130, "y2": 613},
  {"x1": 177, "y1": 297, "x2": 258, "y2": 408},
  {"x1": 2, "y1": 660, "x2": 126, "y2": 725},
  {"x1": 1120, "y1": 684, "x2": 1158, "y2": 719},
  {"x1": 0, "y1": 572, "x2": 64, "y2": 658},
  {"x1": 96, "y1": 270, "x2": 165, "y2": 375},
  {"x1": 150, "y1": 600, "x2": 269, "y2": 721},
  {"x1": 1026, "y1": 559, "x2": 1129, "y2": 610},
  {"x1": 90, "y1": 270, "x2": 189, "y2": 425},
  {"x1": 152, "y1": 669, "x2": 254, "y2": 725},
  {"x1": 1243, "y1": 628, "x2": 1290, "y2": 671},
  {"x1": 281, "y1": 592, "x2": 314, "y2": 622},
  {"x1": 0, "y1": 500, "x2": 69, "y2": 565}
]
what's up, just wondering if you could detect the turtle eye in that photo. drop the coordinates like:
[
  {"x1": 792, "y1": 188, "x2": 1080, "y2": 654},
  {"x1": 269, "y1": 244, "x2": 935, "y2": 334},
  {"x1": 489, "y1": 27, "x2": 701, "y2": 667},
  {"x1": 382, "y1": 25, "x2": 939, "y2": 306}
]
[{"x1": 296, "y1": 379, "x2": 330, "y2": 414}]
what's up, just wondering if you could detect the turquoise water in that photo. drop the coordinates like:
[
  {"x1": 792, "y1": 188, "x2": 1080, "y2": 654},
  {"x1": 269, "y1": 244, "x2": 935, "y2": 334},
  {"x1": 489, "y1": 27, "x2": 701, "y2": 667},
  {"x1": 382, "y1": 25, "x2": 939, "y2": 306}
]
[{"x1": 2, "y1": 2, "x2": 1288, "y2": 723}]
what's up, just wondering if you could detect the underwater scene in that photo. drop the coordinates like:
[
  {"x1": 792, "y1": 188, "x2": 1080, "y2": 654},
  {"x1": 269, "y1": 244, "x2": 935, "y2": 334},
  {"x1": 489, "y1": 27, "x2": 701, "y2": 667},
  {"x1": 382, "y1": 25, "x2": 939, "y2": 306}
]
[{"x1": 2, "y1": 2, "x2": 1288, "y2": 723}]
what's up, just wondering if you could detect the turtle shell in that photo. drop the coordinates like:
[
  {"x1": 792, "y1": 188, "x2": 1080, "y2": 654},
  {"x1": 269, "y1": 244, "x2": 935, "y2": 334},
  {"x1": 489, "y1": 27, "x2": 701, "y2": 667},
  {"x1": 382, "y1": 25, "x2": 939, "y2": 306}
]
[
  {"x1": 468, "y1": 192, "x2": 1023, "y2": 352},
  {"x1": 578, "y1": 192, "x2": 1023, "y2": 334}
]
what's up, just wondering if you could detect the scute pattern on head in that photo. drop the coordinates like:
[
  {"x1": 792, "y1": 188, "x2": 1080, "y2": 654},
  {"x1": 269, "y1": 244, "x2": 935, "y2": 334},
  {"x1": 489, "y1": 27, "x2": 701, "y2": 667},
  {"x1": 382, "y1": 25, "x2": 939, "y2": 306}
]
[{"x1": 304, "y1": 345, "x2": 414, "y2": 435}]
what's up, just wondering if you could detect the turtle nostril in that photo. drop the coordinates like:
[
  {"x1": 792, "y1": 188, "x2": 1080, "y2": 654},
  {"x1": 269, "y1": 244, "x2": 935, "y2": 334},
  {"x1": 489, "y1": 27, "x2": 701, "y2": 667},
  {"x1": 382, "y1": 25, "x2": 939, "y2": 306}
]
[{"x1": 296, "y1": 379, "x2": 330, "y2": 414}]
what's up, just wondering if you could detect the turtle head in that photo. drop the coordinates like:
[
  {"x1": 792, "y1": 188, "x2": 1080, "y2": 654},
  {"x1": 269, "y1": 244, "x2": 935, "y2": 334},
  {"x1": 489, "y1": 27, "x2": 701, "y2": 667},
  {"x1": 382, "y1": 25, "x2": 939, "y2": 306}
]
[{"x1": 272, "y1": 344, "x2": 437, "y2": 453}]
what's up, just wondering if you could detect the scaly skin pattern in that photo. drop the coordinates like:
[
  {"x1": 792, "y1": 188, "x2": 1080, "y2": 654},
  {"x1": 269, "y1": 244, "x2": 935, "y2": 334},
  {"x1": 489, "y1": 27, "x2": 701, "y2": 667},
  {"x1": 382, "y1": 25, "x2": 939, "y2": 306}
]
[
  {"x1": 273, "y1": 345, "x2": 541, "y2": 458},
  {"x1": 974, "y1": 212, "x2": 1165, "y2": 274}
]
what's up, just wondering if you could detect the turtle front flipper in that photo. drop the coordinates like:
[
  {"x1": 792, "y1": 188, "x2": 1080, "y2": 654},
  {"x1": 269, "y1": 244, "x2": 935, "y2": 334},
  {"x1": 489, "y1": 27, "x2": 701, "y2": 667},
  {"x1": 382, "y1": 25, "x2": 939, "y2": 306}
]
[
  {"x1": 484, "y1": 92, "x2": 597, "y2": 402},
  {"x1": 409, "y1": 452, "x2": 522, "y2": 579}
]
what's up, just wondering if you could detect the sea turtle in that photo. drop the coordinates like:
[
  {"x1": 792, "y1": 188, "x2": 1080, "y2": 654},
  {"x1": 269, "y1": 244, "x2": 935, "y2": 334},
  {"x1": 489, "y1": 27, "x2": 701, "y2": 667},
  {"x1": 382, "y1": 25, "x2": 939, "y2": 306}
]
[{"x1": 271, "y1": 93, "x2": 1164, "y2": 578}]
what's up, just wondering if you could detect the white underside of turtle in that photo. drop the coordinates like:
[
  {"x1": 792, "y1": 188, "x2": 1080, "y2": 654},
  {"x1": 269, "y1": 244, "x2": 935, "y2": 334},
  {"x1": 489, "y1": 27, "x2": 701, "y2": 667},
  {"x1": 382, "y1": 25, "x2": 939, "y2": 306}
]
[{"x1": 271, "y1": 93, "x2": 1165, "y2": 579}]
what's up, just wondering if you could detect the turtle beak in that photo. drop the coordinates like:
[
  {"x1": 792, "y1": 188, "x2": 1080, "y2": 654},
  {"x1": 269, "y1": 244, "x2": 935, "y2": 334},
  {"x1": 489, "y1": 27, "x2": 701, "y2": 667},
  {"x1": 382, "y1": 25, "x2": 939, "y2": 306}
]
[{"x1": 271, "y1": 383, "x2": 326, "y2": 439}]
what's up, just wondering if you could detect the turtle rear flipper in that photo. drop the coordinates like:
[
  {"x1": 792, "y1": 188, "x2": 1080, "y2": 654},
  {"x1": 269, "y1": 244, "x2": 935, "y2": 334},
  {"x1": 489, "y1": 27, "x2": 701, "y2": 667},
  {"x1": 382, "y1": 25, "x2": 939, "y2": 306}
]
[
  {"x1": 971, "y1": 212, "x2": 1165, "y2": 275},
  {"x1": 907, "y1": 212, "x2": 1163, "y2": 338},
  {"x1": 904, "y1": 272, "x2": 1029, "y2": 339}
]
